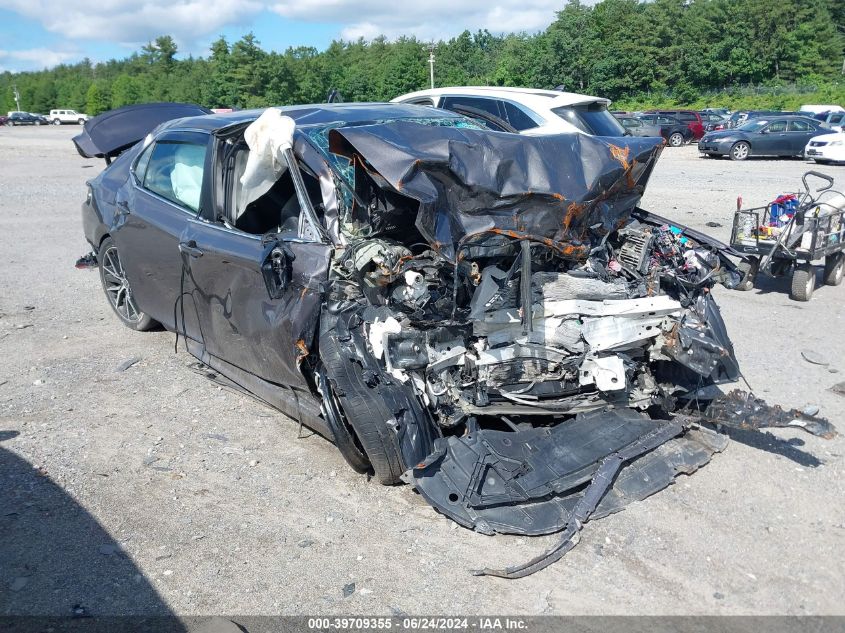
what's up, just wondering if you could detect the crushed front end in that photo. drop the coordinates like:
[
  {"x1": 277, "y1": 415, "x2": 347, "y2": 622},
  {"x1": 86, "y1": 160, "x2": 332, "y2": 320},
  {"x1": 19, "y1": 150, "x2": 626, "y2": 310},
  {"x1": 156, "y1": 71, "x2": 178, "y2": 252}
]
[{"x1": 304, "y1": 121, "x2": 835, "y2": 577}]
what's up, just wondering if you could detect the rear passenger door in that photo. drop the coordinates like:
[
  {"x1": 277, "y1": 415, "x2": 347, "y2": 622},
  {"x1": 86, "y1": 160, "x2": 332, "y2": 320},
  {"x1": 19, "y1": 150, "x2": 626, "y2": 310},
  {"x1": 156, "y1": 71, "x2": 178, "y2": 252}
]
[
  {"x1": 786, "y1": 119, "x2": 816, "y2": 154},
  {"x1": 113, "y1": 130, "x2": 211, "y2": 335}
]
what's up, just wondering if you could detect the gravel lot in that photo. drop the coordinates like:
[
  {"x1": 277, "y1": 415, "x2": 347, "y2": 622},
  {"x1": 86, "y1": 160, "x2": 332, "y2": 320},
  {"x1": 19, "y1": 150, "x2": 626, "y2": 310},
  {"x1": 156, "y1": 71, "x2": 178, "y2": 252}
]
[{"x1": 1, "y1": 125, "x2": 844, "y2": 617}]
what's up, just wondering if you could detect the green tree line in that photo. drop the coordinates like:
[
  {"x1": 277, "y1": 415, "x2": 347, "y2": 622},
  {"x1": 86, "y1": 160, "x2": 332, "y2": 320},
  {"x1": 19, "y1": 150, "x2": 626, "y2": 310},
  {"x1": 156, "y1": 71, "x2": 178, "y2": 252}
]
[{"x1": 2, "y1": 0, "x2": 843, "y2": 116}]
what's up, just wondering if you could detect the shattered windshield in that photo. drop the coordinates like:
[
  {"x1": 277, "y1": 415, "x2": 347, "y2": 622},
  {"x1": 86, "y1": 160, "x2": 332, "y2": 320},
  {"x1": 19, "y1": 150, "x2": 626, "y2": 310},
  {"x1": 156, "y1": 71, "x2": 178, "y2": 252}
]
[{"x1": 306, "y1": 116, "x2": 485, "y2": 189}]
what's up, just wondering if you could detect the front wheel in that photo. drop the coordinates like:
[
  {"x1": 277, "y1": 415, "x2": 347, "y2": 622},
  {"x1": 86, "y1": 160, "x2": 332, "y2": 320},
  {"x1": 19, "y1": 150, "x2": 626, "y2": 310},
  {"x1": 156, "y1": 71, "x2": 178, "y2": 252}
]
[
  {"x1": 790, "y1": 264, "x2": 815, "y2": 301},
  {"x1": 823, "y1": 253, "x2": 844, "y2": 286},
  {"x1": 669, "y1": 132, "x2": 684, "y2": 147},
  {"x1": 730, "y1": 141, "x2": 750, "y2": 161},
  {"x1": 319, "y1": 327, "x2": 407, "y2": 485},
  {"x1": 98, "y1": 237, "x2": 157, "y2": 331}
]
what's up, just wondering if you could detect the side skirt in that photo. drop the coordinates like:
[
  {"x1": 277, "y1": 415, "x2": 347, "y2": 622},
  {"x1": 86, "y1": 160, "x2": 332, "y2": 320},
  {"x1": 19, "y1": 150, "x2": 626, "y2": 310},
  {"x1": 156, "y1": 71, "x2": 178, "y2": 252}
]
[{"x1": 185, "y1": 338, "x2": 334, "y2": 441}]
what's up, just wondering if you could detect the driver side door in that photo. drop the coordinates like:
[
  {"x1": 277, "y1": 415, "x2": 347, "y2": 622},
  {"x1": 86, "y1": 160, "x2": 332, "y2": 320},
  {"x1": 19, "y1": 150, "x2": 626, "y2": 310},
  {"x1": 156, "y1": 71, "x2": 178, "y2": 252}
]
[
  {"x1": 755, "y1": 120, "x2": 787, "y2": 155},
  {"x1": 179, "y1": 140, "x2": 331, "y2": 390}
]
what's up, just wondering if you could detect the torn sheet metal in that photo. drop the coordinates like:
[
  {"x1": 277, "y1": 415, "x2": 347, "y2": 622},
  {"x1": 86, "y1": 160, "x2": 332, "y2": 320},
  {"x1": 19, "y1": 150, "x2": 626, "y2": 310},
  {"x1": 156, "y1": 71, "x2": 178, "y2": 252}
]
[
  {"x1": 703, "y1": 390, "x2": 837, "y2": 439},
  {"x1": 327, "y1": 122, "x2": 664, "y2": 260},
  {"x1": 661, "y1": 294, "x2": 740, "y2": 382}
]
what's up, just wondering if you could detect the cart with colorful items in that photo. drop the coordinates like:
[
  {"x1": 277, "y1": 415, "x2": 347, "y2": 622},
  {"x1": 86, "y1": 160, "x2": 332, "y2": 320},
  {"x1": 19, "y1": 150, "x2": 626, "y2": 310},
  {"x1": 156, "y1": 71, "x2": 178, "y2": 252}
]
[{"x1": 729, "y1": 171, "x2": 845, "y2": 300}]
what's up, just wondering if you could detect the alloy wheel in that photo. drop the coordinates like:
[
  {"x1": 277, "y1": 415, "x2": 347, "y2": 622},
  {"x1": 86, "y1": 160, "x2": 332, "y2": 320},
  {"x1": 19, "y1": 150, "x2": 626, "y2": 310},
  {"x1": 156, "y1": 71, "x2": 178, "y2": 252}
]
[
  {"x1": 731, "y1": 142, "x2": 749, "y2": 160},
  {"x1": 100, "y1": 245, "x2": 142, "y2": 323}
]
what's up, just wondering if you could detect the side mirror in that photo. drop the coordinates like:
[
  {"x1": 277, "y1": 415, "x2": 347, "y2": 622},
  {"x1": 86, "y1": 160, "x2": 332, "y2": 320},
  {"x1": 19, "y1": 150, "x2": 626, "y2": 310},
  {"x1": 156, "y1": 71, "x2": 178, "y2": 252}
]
[{"x1": 261, "y1": 241, "x2": 294, "y2": 299}]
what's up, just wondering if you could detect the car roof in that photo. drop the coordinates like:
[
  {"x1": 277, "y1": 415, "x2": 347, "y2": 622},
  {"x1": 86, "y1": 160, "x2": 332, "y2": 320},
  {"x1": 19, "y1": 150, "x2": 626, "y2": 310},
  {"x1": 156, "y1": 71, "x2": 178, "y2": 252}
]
[
  {"x1": 162, "y1": 103, "x2": 463, "y2": 133},
  {"x1": 748, "y1": 115, "x2": 817, "y2": 122},
  {"x1": 391, "y1": 86, "x2": 610, "y2": 109}
]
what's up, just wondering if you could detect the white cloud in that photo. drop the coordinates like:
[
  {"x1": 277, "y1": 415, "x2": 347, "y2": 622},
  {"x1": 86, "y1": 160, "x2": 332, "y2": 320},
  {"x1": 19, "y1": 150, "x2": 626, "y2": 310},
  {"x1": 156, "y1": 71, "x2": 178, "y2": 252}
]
[
  {"x1": 0, "y1": 47, "x2": 79, "y2": 72},
  {"x1": 2, "y1": 0, "x2": 263, "y2": 44},
  {"x1": 273, "y1": 0, "x2": 560, "y2": 41},
  {"x1": 5, "y1": 0, "x2": 560, "y2": 48}
]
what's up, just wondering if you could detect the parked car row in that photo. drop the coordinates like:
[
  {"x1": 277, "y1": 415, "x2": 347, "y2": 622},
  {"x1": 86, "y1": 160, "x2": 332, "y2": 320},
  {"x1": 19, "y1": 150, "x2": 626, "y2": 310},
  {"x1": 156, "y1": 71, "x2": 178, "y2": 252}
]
[
  {"x1": 2, "y1": 109, "x2": 89, "y2": 126},
  {"x1": 698, "y1": 115, "x2": 835, "y2": 160},
  {"x1": 2, "y1": 111, "x2": 49, "y2": 125},
  {"x1": 8, "y1": 92, "x2": 840, "y2": 166}
]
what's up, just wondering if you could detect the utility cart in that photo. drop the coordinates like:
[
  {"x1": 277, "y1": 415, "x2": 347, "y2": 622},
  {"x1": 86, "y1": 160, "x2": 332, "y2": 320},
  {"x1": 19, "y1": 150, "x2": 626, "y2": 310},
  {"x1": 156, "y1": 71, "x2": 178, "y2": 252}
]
[{"x1": 729, "y1": 171, "x2": 845, "y2": 301}]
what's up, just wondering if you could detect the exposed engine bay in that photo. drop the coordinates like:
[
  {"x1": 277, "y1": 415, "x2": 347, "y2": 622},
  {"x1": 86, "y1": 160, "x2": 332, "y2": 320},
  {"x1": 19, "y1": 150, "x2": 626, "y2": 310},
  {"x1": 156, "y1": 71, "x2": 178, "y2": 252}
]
[{"x1": 267, "y1": 114, "x2": 837, "y2": 577}]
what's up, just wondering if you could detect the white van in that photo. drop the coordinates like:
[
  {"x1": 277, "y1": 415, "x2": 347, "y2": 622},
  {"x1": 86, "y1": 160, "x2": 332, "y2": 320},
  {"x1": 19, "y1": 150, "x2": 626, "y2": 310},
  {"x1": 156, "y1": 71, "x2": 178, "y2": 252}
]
[
  {"x1": 49, "y1": 109, "x2": 89, "y2": 125},
  {"x1": 800, "y1": 104, "x2": 844, "y2": 115}
]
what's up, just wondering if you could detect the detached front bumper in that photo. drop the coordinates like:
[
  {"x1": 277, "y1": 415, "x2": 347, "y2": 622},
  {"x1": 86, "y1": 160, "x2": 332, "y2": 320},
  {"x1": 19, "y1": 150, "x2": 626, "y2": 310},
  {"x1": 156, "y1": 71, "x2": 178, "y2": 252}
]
[{"x1": 410, "y1": 393, "x2": 834, "y2": 578}]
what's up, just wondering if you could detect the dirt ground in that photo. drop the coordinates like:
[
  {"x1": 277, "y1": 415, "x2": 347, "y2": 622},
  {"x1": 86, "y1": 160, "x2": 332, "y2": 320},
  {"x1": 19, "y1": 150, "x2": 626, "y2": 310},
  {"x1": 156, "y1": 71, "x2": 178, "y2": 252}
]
[{"x1": 1, "y1": 125, "x2": 843, "y2": 617}]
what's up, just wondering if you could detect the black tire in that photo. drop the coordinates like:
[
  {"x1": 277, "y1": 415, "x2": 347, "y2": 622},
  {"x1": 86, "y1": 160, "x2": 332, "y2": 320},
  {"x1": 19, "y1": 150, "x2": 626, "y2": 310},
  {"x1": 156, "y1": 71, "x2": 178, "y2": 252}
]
[
  {"x1": 669, "y1": 132, "x2": 684, "y2": 147},
  {"x1": 736, "y1": 257, "x2": 759, "y2": 291},
  {"x1": 790, "y1": 264, "x2": 815, "y2": 301},
  {"x1": 78, "y1": 118, "x2": 85, "y2": 125},
  {"x1": 320, "y1": 332, "x2": 405, "y2": 485},
  {"x1": 98, "y1": 236, "x2": 157, "y2": 331},
  {"x1": 730, "y1": 141, "x2": 750, "y2": 161},
  {"x1": 52, "y1": 119, "x2": 61, "y2": 125},
  {"x1": 823, "y1": 253, "x2": 844, "y2": 286},
  {"x1": 316, "y1": 365, "x2": 371, "y2": 474}
]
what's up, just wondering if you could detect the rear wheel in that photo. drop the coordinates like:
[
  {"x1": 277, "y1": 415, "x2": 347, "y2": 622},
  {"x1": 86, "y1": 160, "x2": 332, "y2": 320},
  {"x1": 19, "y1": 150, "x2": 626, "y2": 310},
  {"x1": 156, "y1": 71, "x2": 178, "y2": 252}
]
[
  {"x1": 730, "y1": 141, "x2": 750, "y2": 161},
  {"x1": 78, "y1": 118, "x2": 85, "y2": 125},
  {"x1": 52, "y1": 119, "x2": 61, "y2": 125},
  {"x1": 669, "y1": 132, "x2": 684, "y2": 147},
  {"x1": 823, "y1": 253, "x2": 844, "y2": 286},
  {"x1": 790, "y1": 263, "x2": 815, "y2": 301},
  {"x1": 98, "y1": 236, "x2": 157, "y2": 331}
]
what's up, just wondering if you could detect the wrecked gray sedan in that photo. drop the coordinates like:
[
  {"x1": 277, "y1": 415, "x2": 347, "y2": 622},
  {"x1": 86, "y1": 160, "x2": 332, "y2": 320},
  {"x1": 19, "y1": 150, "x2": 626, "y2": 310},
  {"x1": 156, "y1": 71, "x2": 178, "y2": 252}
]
[{"x1": 77, "y1": 104, "x2": 834, "y2": 578}]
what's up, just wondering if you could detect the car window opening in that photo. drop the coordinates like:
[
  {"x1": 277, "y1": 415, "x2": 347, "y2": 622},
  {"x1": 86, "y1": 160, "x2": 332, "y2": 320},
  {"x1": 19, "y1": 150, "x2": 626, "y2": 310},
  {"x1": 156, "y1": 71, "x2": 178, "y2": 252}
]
[
  {"x1": 143, "y1": 139, "x2": 207, "y2": 213},
  {"x1": 551, "y1": 103, "x2": 625, "y2": 136}
]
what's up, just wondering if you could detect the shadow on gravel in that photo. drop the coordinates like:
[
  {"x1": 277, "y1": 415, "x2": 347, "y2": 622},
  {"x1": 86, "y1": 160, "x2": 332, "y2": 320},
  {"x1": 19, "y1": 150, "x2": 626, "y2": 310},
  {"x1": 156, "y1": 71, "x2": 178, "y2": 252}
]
[
  {"x1": 0, "y1": 430, "x2": 186, "y2": 630},
  {"x1": 723, "y1": 426, "x2": 823, "y2": 468}
]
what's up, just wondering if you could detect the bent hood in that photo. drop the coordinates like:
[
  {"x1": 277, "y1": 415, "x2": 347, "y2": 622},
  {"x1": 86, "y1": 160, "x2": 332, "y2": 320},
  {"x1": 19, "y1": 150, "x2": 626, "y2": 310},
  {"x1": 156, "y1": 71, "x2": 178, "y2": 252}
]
[
  {"x1": 328, "y1": 123, "x2": 664, "y2": 261},
  {"x1": 73, "y1": 102, "x2": 211, "y2": 160}
]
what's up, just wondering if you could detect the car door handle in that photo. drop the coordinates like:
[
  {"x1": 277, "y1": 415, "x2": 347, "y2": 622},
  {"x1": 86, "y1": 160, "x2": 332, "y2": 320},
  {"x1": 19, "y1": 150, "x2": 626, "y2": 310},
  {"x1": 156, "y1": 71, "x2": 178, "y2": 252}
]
[{"x1": 178, "y1": 241, "x2": 204, "y2": 258}]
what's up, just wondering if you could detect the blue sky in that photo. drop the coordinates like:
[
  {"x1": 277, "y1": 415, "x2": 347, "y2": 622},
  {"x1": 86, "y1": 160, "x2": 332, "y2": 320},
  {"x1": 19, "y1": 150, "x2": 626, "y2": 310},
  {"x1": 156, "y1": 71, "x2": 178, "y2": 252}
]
[{"x1": 0, "y1": 0, "x2": 564, "y2": 73}]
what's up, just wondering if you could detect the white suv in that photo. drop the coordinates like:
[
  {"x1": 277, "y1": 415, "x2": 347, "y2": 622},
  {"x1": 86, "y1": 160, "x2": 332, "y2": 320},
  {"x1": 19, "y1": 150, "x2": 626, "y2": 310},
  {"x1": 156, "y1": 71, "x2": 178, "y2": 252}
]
[
  {"x1": 391, "y1": 86, "x2": 624, "y2": 136},
  {"x1": 50, "y1": 109, "x2": 89, "y2": 125}
]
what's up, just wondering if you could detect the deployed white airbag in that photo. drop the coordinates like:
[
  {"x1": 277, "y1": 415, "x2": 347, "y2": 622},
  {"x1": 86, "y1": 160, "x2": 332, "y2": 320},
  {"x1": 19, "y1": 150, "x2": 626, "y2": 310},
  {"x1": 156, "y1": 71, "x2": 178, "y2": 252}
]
[{"x1": 238, "y1": 109, "x2": 296, "y2": 217}]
